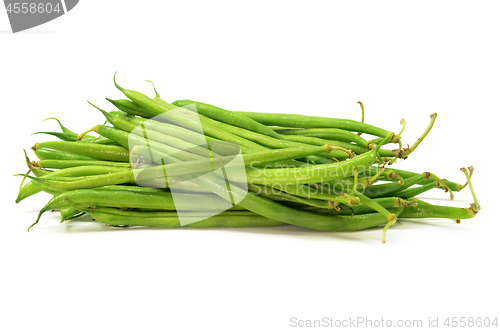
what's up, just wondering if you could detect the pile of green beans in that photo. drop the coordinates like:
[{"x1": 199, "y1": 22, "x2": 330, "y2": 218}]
[{"x1": 15, "y1": 73, "x2": 481, "y2": 243}]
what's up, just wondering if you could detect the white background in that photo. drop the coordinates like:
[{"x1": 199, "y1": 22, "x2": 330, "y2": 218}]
[{"x1": 1, "y1": 1, "x2": 498, "y2": 330}]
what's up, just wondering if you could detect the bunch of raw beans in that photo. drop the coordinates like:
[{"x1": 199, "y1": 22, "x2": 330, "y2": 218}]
[{"x1": 16, "y1": 74, "x2": 480, "y2": 243}]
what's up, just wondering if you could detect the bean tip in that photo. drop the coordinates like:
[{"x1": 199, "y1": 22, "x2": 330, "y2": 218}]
[{"x1": 113, "y1": 71, "x2": 124, "y2": 92}]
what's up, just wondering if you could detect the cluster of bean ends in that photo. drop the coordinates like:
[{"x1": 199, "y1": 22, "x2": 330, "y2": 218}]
[{"x1": 16, "y1": 74, "x2": 480, "y2": 243}]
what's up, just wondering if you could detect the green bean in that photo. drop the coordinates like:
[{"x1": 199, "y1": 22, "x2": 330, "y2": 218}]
[
  {"x1": 107, "y1": 112, "x2": 215, "y2": 157},
  {"x1": 106, "y1": 98, "x2": 151, "y2": 118},
  {"x1": 244, "y1": 137, "x2": 388, "y2": 186},
  {"x1": 364, "y1": 172, "x2": 454, "y2": 200},
  {"x1": 399, "y1": 201, "x2": 476, "y2": 220},
  {"x1": 247, "y1": 184, "x2": 333, "y2": 209},
  {"x1": 173, "y1": 163, "x2": 402, "y2": 232},
  {"x1": 38, "y1": 159, "x2": 130, "y2": 169},
  {"x1": 32, "y1": 117, "x2": 98, "y2": 142},
  {"x1": 353, "y1": 191, "x2": 396, "y2": 223},
  {"x1": 60, "y1": 207, "x2": 84, "y2": 222},
  {"x1": 123, "y1": 113, "x2": 226, "y2": 148},
  {"x1": 393, "y1": 182, "x2": 438, "y2": 199},
  {"x1": 90, "y1": 125, "x2": 204, "y2": 163},
  {"x1": 20, "y1": 169, "x2": 214, "y2": 194},
  {"x1": 302, "y1": 155, "x2": 339, "y2": 164},
  {"x1": 359, "y1": 166, "x2": 463, "y2": 192},
  {"x1": 30, "y1": 188, "x2": 240, "y2": 230},
  {"x1": 33, "y1": 130, "x2": 90, "y2": 142},
  {"x1": 95, "y1": 185, "x2": 168, "y2": 193},
  {"x1": 132, "y1": 177, "x2": 211, "y2": 193},
  {"x1": 24, "y1": 171, "x2": 236, "y2": 197},
  {"x1": 300, "y1": 197, "x2": 417, "y2": 215},
  {"x1": 113, "y1": 74, "x2": 267, "y2": 151},
  {"x1": 312, "y1": 176, "x2": 372, "y2": 194},
  {"x1": 123, "y1": 111, "x2": 264, "y2": 158},
  {"x1": 73, "y1": 202, "x2": 404, "y2": 232},
  {"x1": 17, "y1": 175, "x2": 88, "y2": 203},
  {"x1": 88, "y1": 103, "x2": 215, "y2": 158},
  {"x1": 83, "y1": 207, "x2": 255, "y2": 218},
  {"x1": 33, "y1": 130, "x2": 114, "y2": 145},
  {"x1": 22, "y1": 172, "x2": 136, "y2": 192},
  {"x1": 30, "y1": 167, "x2": 52, "y2": 177},
  {"x1": 276, "y1": 134, "x2": 399, "y2": 158},
  {"x1": 172, "y1": 99, "x2": 282, "y2": 139},
  {"x1": 234, "y1": 111, "x2": 394, "y2": 138},
  {"x1": 362, "y1": 174, "x2": 419, "y2": 198},
  {"x1": 77, "y1": 205, "x2": 284, "y2": 228},
  {"x1": 153, "y1": 92, "x2": 328, "y2": 165},
  {"x1": 33, "y1": 141, "x2": 129, "y2": 162},
  {"x1": 40, "y1": 116, "x2": 116, "y2": 143},
  {"x1": 13, "y1": 73, "x2": 480, "y2": 243},
  {"x1": 32, "y1": 139, "x2": 394, "y2": 233},
  {"x1": 16, "y1": 182, "x2": 44, "y2": 203},
  {"x1": 41, "y1": 165, "x2": 128, "y2": 177},
  {"x1": 16, "y1": 166, "x2": 131, "y2": 203},
  {"x1": 275, "y1": 128, "x2": 375, "y2": 148},
  {"x1": 132, "y1": 144, "x2": 335, "y2": 181},
  {"x1": 33, "y1": 148, "x2": 98, "y2": 161},
  {"x1": 261, "y1": 183, "x2": 360, "y2": 206},
  {"x1": 167, "y1": 108, "x2": 284, "y2": 150},
  {"x1": 41, "y1": 189, "x2": 177, "y2": 212},
  {"x1": 169, "y1": 107, "x2": 352, "y2": 158}
]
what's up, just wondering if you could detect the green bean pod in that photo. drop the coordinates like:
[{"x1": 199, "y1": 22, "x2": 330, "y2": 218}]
[
  {"x1": 21, "y1": 170, "x2": 217, "y2": 194},
  {"x1": 124, "y1": 113, "x2": 226, "y2": 148},
  {"x1": 172, "y1": 99, "x2": 281, "y2": 139},
  {"x1": 275, "y1": 128, "x2": 374, "y2": 148},
  {"x1": 30, "y1": 188, "x2": 244, "y2": 229},
  {"x1": 38, "y1": 159, "x2": 130, "y2": 169},
  {"x1": 82, "y1": 204, "x2": 405, "y2": 231},
  {"x1": 244, "y1": 146, "x2": 382, "y2": 186},
  {"x1": 81, "y1": 206, "x2": 284, "y2": 228},
  {"x1": 176, "y1": 109, "x2": 350, "y2": 158},
  {"x1": 92, "y1": 125, "x2": 204, "y2": 163},
  {"x1": 234, "y1": 111, "x2": 394, "y2": 138},
  {"x1": 60, "y1": 207, "x2": 84, "y2": 222},
  {"x1": 33, "y1": 148, "x2": 98, "y2": 161},
  {"x1": 394, "y1": 182, "x2": 438, "y2": 198},
  {"x1": 106, "y1": 98, "x2": 152, "y2": 118},
  {"x1": 131, "y1": 144, "x2": 333, "y2": 181},
  {"x1": 277, "y1": 134, "x2": 398, "y2": 158},
  {"x1": 33, "y1": 141, "x2": 129, "y2": 162},
  {"x1": 85, "y1": 207, "x2": 255, "y2": 218},
  {"x1": 89, "y1": 105, "x2": 215, "y2": 159},
  {"x1": 33, "y1": 117, "x2": 99, "y2": 142},
  {"x1": 113, "y1": 75, "x2": 267, "y2": 151},
  {"x1": 399, "y1": 201, "x2": 476, "y2": 220},
  {"x1": 300, "y1": 197, "x2": 417, "y2": 215},
  {"x1": 359, "y1": 167, "x2": 463, "y2": 192},
  {"x1": 16, "y1": 166, "x2": 131, "y2": 203},
  {"x1": 247, "y1": 184, "x2": 333, "y2": 209}
]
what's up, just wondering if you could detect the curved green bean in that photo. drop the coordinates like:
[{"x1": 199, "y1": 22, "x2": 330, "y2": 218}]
[
  {"x1": 234, "y1": 111, "x2": 394, "y2": 138},
  {"x1": 33, "y1": 141, "x2": 129, "y2": 162},
  {"x1": 38, "y1": 159, "x2": 130, "y2": 169},
  {"x1": 33, "y1": 148, "x2": 98, "y2": 161},
  {"x1": 172, "y1": 99, "x2": 281, "y2": 139}
]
